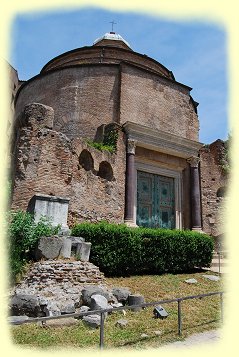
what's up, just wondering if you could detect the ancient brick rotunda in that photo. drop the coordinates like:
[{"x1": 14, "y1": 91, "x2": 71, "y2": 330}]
[{"x1": 10, "y1": 31, "x2": 227, "y2": 238}]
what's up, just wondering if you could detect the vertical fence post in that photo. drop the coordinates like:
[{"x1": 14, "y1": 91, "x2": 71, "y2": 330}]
[
  {"x1": 220, "y1": 293, "x2": 223, "y2": 323},
  {"x1": 218, "y1": 252, "x2": 221, "y2": 274},
  {"x1": 99, "y1": 312, "x2": 105, "y2": 350},
  {"x1": 177, "y1": 299, "x2": 182, "y2": 336}
]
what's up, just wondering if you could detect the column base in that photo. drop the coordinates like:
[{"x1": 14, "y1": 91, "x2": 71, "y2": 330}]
[
  {"x1": 192, "y1": 227, "x2": 203, "y2": 233},
  {"x1": 124, "y1": 219, "x2": 138, "y2": 228}
]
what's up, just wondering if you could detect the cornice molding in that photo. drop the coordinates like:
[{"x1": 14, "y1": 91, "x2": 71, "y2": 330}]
[{"x1": 123, "y1": 121, "x2": 203, "y2": 159}]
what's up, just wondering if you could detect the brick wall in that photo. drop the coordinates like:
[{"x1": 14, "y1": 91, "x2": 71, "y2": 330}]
[
  {"x1": 11, "y1": 104, "x2": 126, "y2": 227},
  {"x1": 120, "y1": 64, "x2": 199, "y2": 141},
  {"x1": 15, "y1": 66, "x2": 120, "y2": 140},
  {"x1": 200, "y1": 140, "x2": 228, "y2": 236}
]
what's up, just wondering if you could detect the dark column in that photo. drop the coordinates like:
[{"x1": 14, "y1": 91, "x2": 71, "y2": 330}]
[
  {"x1": 124, "y1": 139, "x2": 136, "y2": 226},
  {"x1": 187, "y1": 156, "x2": 202, "y2": 231}
]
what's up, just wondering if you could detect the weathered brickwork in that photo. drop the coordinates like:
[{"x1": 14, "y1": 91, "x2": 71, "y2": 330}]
[
  {"x1": 11, "y1": 103, "x2": 126, "y2": 226},
  {"x1": 15, "y1": 66, "x2": 120, "y2": 140},
  {"x1": 200, "y1": 140, "x2": 228, "y2": 236},
  {"x1": 22, "y1": 260, "x2": 105, "y2": 286},
  {"x1": 120, "y1": 64, "x2": 199, "y2": 141}
]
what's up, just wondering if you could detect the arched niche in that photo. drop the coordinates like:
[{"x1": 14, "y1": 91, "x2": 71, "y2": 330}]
[
  {"x1": 98, "y1": 161, "x2": 114, "y2": 181},
  {"x1": 216, "y1": 186, "x2": 226, "y2": 198},
  {"x1": 79, "y1": 149, "x2": 94, "y2": 171}
]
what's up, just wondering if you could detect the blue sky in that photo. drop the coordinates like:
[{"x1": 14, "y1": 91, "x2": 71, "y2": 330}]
[{"x1": 10, "y1": 7, "x2": 228, "y2": 144}]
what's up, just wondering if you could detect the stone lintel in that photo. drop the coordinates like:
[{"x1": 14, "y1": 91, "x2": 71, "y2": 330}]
[{"x1": 123, "y1": 121, "x2": 202, "y2": 159}]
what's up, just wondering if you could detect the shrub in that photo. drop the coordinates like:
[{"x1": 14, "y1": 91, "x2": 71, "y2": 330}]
[
  {"x1": 71, "y1": 222, "x2": 213, "y2": 276},
  {"x1": 72, "y1": 221, "x2": 142, "y2": 276},
  {"x1": 8, "y1": 210, "x2": 60, "y2": 282}
]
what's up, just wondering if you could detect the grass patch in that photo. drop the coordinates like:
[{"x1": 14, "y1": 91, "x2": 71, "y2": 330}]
[{"x1": 11, "y1": 271, "x2": 224, "y2": 350}]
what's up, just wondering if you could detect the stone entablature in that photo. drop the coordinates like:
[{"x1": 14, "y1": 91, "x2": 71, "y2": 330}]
[{"x1": 123, "y1": 122, "x2": 202, "y2": 159}]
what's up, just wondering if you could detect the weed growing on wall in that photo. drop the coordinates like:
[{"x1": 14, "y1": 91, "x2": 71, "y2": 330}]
[
  {"x1": 219, "y1": 137, "x2": 230, "y2": 174},
  {"x1": 86, "y1": 140, "x2": 116, "y2": 153},
  {"x1": 86, "y1": 127, "x2": 119, "y2": 154},
  {"x1": 7, "y1": 211, "x2": 60, "y2": 283}
]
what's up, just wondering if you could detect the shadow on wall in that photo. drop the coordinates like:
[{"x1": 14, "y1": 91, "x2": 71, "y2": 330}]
[{"x1": 78, "y1": 149, "x2": 114, "y2": 181}]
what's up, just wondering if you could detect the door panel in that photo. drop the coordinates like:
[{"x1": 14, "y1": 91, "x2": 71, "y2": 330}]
[
  {"x1": 137, "y1": 171, "x2": 154, "y2": 227},
  {"x1": 137, "y1": 171, "x2": 175, "y2": 228}
]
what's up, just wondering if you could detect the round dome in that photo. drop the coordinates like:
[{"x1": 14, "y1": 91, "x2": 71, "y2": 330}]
[{"x1": 93, "y1": 32, "x2": 131, "y2": 49}]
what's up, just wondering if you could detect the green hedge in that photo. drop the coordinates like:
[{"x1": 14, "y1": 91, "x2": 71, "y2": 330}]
[{"x1": 71, "y1": 221, "x2": 213, "y2": 276}]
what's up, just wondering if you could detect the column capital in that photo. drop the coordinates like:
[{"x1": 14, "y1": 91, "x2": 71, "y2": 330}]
[
  {"x1": 187, "y1": 156, "x2": 200, "y2": 168},
  {"x1": 127, "y1": 138, "x2": 137, "y2": 154}
]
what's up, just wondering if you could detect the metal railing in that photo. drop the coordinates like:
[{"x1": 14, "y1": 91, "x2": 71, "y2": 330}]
[
  {"x1": 10, "y1": 291, "x2": 224, "y2": 349},
  {"x1": 213, "y1": 250, "x2": 227, "y2": 274}
]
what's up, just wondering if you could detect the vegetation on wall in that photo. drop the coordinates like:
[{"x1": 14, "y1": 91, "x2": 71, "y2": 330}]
[
  {"x1": 86, "y1": 126, "x2": 119, "y2": 154},
  {"x1": 219, "y1": 137, "x2": 230, "y2": 174},
  {"x1": 8, "y1": 211, "x2": 60, "y2": 283},
  {"x1": 86, "y1": 140, "x2": 116, "y2": 154},
  {"x1": 71, "y1": 221, "x2": 214, "y2": 277},
  {"x1": 103, "y1": 126, "x2": 119, "y2": 151}
]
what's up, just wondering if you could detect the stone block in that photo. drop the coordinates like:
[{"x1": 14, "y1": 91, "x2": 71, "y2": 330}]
[
  {"x1": 43, "y1": 301, "x2": 61, "y2": 317},
  {"x1": 90, "y1": 294, "x2": 108, "y2": 313},
  {"x1": 82, "y1": 314, "x2": 101, "y2": 328},
  {"x1": 202, "y1": 274, "x2": 220, "y2": 281},
  {"x1": 10, "y1": 294, "x2": 41, "y2": 317},
  {"x1": 60, "y1": 238, "x2": 72, "y2": 258},
  {"x1": 34, "y1": 236, "x2": 64, "y2": 260},
  {"x1": 75, "y1": 305, "x2": 90, "y2": 319},
  {"x1": 81, "y1": 286, "x2": 110, "y2": 306},
  {"x1": 128, "y1": 294, "x2": 145, "y2": 312},
  {"x1": 185, "y1": 278, "x2": 198, "y2": 284},
  {"x1": 58, "y1": 300, "x2": 76, "y2": 314},
  {"x1": 27, "y1": 194, "x2": 70, "y2": 232},
  {"x1": 115, "y1": 319, "x2": 128, "y2": 328},
  {"x1": 69, "y1": 236, "x2": 85, "y2": 244},
  {"x1": 112, "y1": 287, "x2": 131, "y2": 304},
  {"x1": 76, "y1": 242, "x2": 91, "y2": 262}
]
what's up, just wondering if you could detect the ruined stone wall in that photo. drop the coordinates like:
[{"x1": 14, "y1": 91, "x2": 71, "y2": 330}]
[
  {"x1": 11, "y1": 103, "x2": 126, "y2": 227},
  {"x1": 120, "y1": 64, "x2": 199, "y2": 141},
  {"x1": 200, "y1": 140, "x2": 228, "y2": 236},
  {"x1": 15, "y1": 66, "x2": 120, "y2": 141}
]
